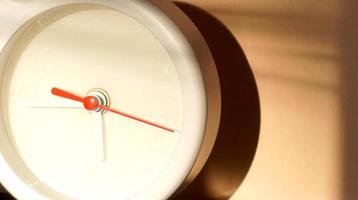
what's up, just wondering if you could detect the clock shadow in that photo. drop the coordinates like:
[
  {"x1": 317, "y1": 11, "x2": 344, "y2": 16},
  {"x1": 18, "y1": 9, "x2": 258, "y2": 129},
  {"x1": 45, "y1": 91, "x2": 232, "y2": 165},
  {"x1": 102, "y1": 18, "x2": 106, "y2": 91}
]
[{"x1": 172, "y1": 2, "x2": 261, "y2": 200}]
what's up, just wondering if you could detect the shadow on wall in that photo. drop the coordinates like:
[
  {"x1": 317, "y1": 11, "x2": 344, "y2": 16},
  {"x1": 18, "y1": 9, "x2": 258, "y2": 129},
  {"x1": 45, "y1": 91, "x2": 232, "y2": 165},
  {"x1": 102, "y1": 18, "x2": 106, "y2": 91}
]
[
  {"x1": 175, "y1": 0, "x2": 358, "y2": 199},
  {"x1": 342, "y1": 0, "x2": 358, "y2": 200},
  {"x1": 172, "y1": 2, "x2": 261, "y2": 200}
]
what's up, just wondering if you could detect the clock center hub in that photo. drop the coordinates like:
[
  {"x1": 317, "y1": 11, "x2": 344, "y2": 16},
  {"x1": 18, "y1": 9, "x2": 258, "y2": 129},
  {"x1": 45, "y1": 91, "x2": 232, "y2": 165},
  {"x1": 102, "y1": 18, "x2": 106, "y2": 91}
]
[{"x1": 85, "y1": 88, "x2": 111, "y2": 113}]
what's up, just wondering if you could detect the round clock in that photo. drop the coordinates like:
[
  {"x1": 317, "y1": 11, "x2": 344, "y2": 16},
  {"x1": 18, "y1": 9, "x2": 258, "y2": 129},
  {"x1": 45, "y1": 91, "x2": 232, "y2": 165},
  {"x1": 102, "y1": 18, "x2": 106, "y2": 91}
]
[{"x1": 0, "y1": 1, "x2": 221, "y2": 200}]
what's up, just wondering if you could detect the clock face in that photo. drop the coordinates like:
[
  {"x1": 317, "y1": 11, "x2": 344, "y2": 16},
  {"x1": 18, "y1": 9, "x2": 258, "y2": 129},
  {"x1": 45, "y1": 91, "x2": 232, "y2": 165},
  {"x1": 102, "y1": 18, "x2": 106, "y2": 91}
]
[
  {"x1": 0, "y1": 2, "x2": 210, "y2": 200},
  {"x1": 6, "y1": 8, "x2": 182, "y2": 200}
]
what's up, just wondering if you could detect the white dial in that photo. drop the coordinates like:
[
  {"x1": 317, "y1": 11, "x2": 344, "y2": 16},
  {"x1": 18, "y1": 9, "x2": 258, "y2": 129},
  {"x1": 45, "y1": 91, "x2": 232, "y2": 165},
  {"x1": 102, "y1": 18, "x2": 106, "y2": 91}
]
[{"x1": 0, "y1": 1, "x2": 220, "y2": 200}]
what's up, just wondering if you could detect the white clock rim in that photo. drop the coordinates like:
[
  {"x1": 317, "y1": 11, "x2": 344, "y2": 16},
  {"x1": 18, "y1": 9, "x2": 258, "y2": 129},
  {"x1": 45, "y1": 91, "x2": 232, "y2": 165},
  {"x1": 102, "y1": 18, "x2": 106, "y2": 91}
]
[{"x1": 0, "y1": 1, "x2": 221, "y2": 200}]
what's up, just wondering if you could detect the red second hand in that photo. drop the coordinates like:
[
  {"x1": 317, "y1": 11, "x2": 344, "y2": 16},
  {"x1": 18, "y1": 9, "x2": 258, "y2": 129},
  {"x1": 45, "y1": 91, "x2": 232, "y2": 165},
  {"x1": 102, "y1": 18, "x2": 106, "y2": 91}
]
[
  {"x1": 51, "y1": 87, "x2": 84, "y2": 102},
  {"x1": 51, "y1": 87, "x2": 175, "y2": 133},
  {"x1": 98, "y1": 105, "x2": 174, "y2": 132}
]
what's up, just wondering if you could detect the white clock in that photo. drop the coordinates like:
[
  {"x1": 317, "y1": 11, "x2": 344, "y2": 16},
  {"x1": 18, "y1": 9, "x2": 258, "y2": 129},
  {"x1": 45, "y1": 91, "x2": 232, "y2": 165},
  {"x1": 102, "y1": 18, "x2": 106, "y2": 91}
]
[{"x1": 0, "y1": 0, "x2": 221, "y2": 199}]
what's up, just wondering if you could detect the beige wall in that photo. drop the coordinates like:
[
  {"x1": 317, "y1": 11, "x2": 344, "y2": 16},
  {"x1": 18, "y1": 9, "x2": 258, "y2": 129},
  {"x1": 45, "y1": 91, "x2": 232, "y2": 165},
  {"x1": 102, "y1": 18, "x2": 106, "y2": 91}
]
[{"x1": 178, "y1": 0, "x2": 358, "y2": 200}]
